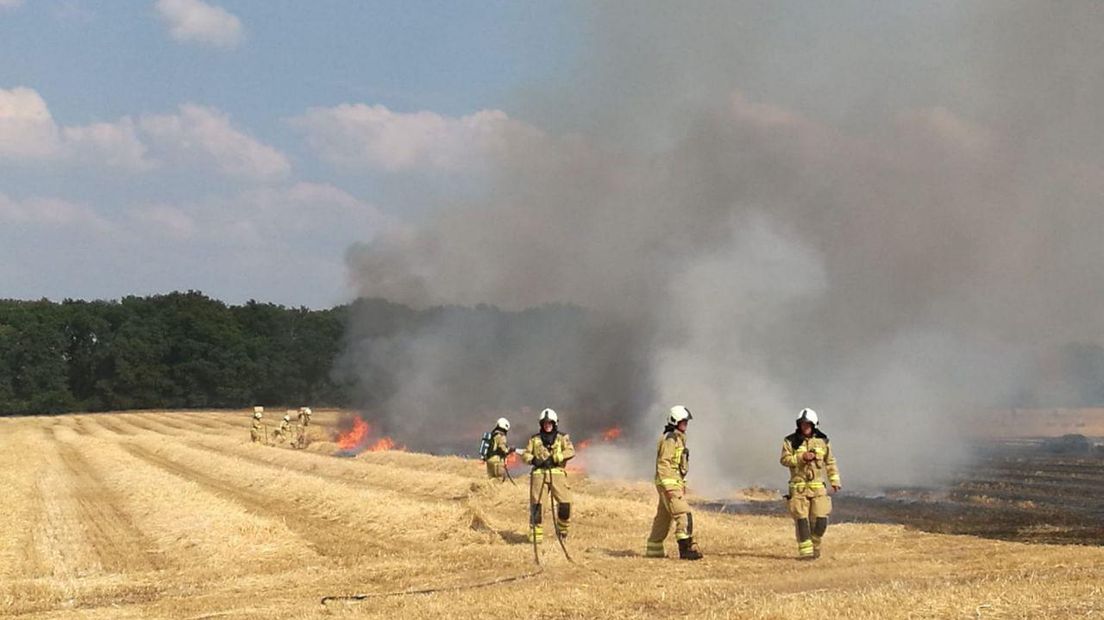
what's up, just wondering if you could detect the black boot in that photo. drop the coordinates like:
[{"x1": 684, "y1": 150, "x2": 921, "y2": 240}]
[{"x1": 677, "y1": 538, "x2": 703, "y2": 560}]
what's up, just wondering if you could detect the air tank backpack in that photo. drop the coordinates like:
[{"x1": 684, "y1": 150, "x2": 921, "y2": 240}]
[{"x1": 478, "y1": 431, "x2": 493, "y2": 461}]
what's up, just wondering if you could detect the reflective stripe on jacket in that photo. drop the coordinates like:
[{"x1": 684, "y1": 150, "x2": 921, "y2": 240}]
[
  {"x1": 780, "y1": 434, "x2": 840, "y2": 495},
  {"x1": 655, "y1": 430, "x2": 689, "y2": 490},
  {"x1": 523, "y1": 431, "x2": 575, "y2": 472}
]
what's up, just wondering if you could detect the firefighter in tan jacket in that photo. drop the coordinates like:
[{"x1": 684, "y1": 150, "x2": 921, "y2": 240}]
[
  {"x1": 250, "y1": 407, "x2": 265, "y2": 443},
  {"x1": 645, "y1": 405, "x2": 702, "y2": 560},
  {"x1": 780, "y1": 408, "x2": 841, "y2": 559},
  {"x1": 484, "y1": 417, "x2": 514, "y2": 480},
  {"x1": 522, "y1": 409, "x2": 575, "y2": 543},
  {"x1": 272, "y1": 414, "x2": 292, "y2": 443}
]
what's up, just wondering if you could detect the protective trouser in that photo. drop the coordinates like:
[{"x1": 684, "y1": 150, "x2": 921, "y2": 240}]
[
  {"x1": 529, "y1": 469, "x2": 572, "y2": 542},
  {"x1": 645, "y1": 484, "x2": 693, "y2": 557},
  {"x1": 788, "y1": 486, "x2": 831, "y2": 558},
  {"x1": 485, "y1": 458, "x2": 506, "y2": 481}
]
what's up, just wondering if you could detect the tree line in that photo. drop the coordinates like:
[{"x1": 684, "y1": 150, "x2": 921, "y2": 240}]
[
  {"x1": 0, "y1": 292, "x2": 419, "y2": 416},
  {"x1": 4, "y1": 289, "x2": 1101, "y2": 417}
]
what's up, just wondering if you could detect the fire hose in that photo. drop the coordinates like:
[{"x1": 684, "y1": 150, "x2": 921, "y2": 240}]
[
  {"x1": 502, "y1": 448, "x2": 518, "y2": 486},
  {"x1": 320, "y1": 567, "x2": 545, "y2": 605},
  {"x1": 532, "y1": 468, "x2": 574, "y2": 565}
]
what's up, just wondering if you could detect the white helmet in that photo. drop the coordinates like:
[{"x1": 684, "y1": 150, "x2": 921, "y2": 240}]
[
  {"x1": 797, "y1": 408, "x2": 818, "y2": 427},
  {"x1": 253, "y1": 406, "x2": 264, "y2": 414},
  {"x1": 496, "y1": 417, "x2": 511, "y2": 431},
  {"x1": 253, "y1": 411, "x2": 262, "y2": 419},
  {"x1": 283, "y1": 414, "x2": 291, "y2": 421},
  {"x1": 668, "y1": 405, "x2": 693, "y2": 425},
  {"x1": 300, "y1": 407, "x2": 312, "y2": 415},
  {"x1": 539, "y1": 408, "x2": 558, "y2": 424}
]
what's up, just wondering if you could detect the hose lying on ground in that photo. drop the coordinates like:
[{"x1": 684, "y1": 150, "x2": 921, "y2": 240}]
[{"x1": 320, "y1": 568, "x2": 545, "y2": 605}]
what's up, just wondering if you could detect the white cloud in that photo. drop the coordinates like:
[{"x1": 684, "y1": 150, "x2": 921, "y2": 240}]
[
  {"x1": 130, "y1": 204, "x2": 196, "y2": 240},
  {"x1": 212, "y1": 182, "x2": 389, "y2": 245},
  {"x1": 53, "y1": 1, "x2": 96, "y2": 23},
  {"x1": 0, "y1": 87, "x2": 61, "y2": 159},
  {"x1": 131, "y1": 182, "x2": 388, "y2": 246},
  {"x1": 0, "y1": 0, "x2": 24, "y2": 10},
  {"x1": 290, "y1": 104, "x2": 545, "y2": 172},
  {"x1": 0, "y1": 86, "x2": 153, "y2": 170},
  {"x1": 117, "y1": 182, "x2": 390, "y2": 304},
  {"x1": 140, "y1": 104, "x2": 290, "y2": 180},
  {"x1": 0, "y1": 88, "x2": 287, "y2": 178},
  {"x1": 155, "y1": 0, "x2": 242, "y2": 49},
  {"x1": 63, "y1": 119, "x2": 152, "y2": 171},
  {"x1": 0, "y1": 192, "x2": 111, "y2": 230}
]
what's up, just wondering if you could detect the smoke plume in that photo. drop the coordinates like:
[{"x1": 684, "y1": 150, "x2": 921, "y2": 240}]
[{"x1": 338, "y1": 2, "x2": 1104, "y2": 492}]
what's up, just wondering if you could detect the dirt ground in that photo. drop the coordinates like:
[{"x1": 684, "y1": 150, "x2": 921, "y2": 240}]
[{"x1": 2, "y1": 410, "x2": 1103, "y2": 619}]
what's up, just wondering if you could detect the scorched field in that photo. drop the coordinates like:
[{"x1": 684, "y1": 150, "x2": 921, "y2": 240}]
[{"x1": 2, "y1": 410, "x2": 1103, "y2": 619}]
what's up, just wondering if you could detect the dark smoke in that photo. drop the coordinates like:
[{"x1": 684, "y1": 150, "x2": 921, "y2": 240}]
[
  {"x1": 338, "y1": 2, "x2": 1104, "y2": 492},
  {"x1": 335, "y1": 300, "x2": 650, "y2": 452}
]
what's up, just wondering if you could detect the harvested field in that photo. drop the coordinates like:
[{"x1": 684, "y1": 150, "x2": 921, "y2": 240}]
[{"x1": 2, "y1": 410, "x2": 1103, "y2": 618}]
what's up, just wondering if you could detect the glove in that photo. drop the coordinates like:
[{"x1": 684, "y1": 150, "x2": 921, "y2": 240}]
[{"x1": 533, "y1": 458, "x2": 550, "y2": 469}]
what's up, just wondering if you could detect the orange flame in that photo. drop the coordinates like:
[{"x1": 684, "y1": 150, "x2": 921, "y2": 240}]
[
  {"x1": 336, "y1": 417, "x2": 404, "y2": 453},
  {"x1": 569, "y1": 426, "x2": 624, "y2": 475},
  {"x1": 367, "y1": 436, "x2": 405, "y2": 452},
  {"x1": 574, "y1": 426, "x2": 622, "y2": 453},
  {"x1": 337, "y1": 417, "x2": 371, "y2": 450},
  {"x1": 506, "y1": 451, "x2": 520, "y2": 467}
]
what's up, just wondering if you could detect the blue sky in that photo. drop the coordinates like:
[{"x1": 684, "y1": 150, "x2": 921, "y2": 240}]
[{"x1": 0, "y1": 1, "x2": 580, "y2": 307}]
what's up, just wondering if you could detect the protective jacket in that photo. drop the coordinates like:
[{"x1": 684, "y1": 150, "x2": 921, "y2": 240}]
[
  {"x1": 485, "y1": 429, "x2": 510, "y2": 464},
  {"x1": 780, "y1": 430, "x2": 840, "y2": 496},
  {"x1": 655, "y1": 428, "x2": 689, "y2": 490},
  {"x1": 523, "y1": 431, "x2": 575, "y2": 472}
]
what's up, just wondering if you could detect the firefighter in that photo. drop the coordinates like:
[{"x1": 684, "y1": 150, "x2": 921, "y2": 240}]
[
  {"x1": 484, "y1": 417, "x2": 515, "y2": 480},
  {"x1": 250, "y1": 407, "x2": 264, "y2": 443},
  {"x1": 294, "y1": 407, "x2": 312, "y2": 448},
  {"x1": 645, "y1": 405, "x2": 702, "y2": 560},
  {"x1": 272, "y1": 413, "x2": 291, "y2": 443},
  {"x1": 780, "y1": 408, "x2": 841, "y2": 560},
  {"x1": 522, "y1": 409, "x2": 575, "y2": 543}
]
